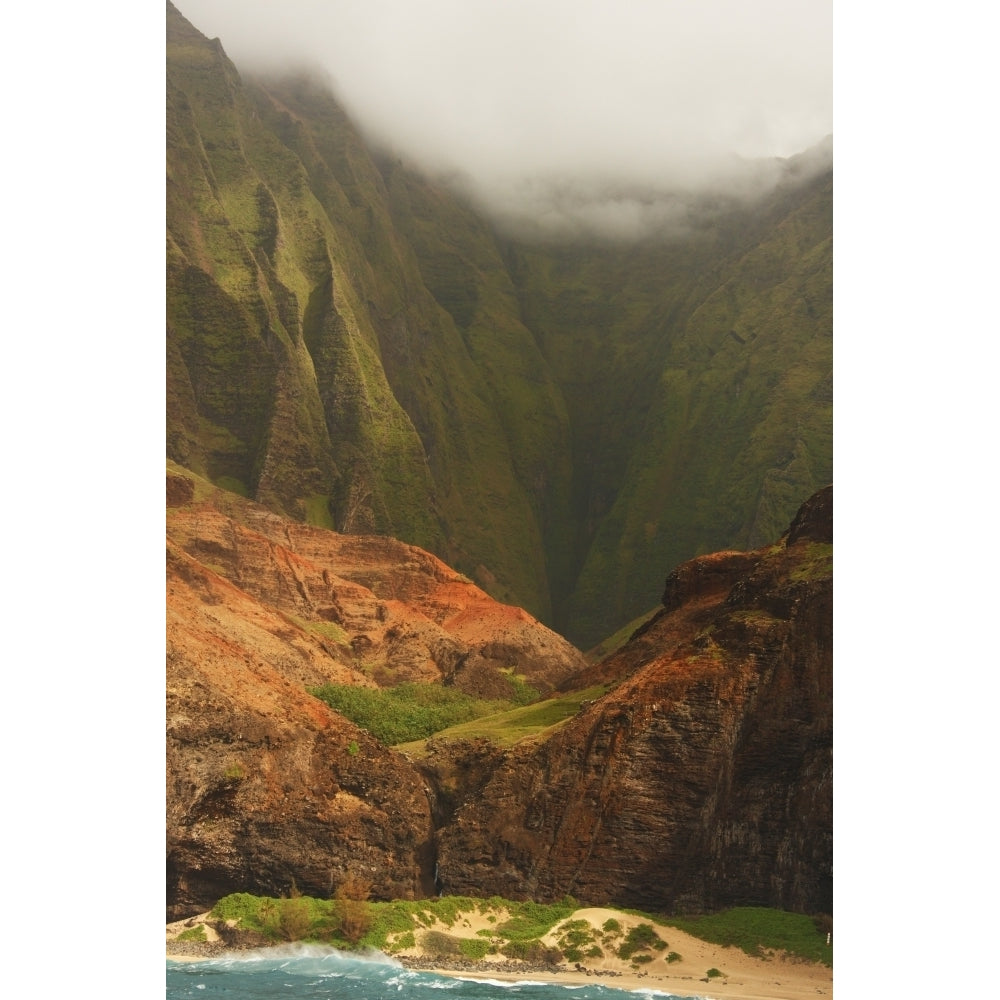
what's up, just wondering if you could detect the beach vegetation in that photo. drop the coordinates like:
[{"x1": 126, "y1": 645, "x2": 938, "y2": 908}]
[
  {"x1": 338, "y1": 899, "x2": 371, "y2": 944},
  {"x1": 500, "y1": 939, "x2": 563, "y2": 965},
  {"x1": 280, "y1": 898, "x2": 311, "y2": 940},
  {"x1": 365, "y1": 903, "x2": 420, "y2": 948},
  {"x1": 459, "y1": 938, "x2": 491, "y2": 960},
  {"x1": 666, "y1": 906, "x2": 831, "y2": 966},
  {"x1": 176, "y1": 925, "x2": 207, "y2": 942},
  {"x1": 495, "y1": 898, "x2": 577, "y2": 941},
  {"x1": 204, "y1": 893, "x2": 829, "y2": 972},
  {"x1": 335, "y1": 873, "x2": 373, "y2": 943},
  {"x1": 616, "y1": 922, "x2": 666, "y2": 959},
  {"x1": 335, "y1": 872, "x2": 373, "y2": 901},
  {"x1": 388, "y1": 931, "x2": 415, "y2": 952},
  {"x1": 556, "y1": 917, "x2": 598, "y2": 962},
  {"x1": 706, "y1": 967, "x2": 725, "y2": 978},
  {"x1": 422, "y1": 930, "x2": 463, "y2": 957}
]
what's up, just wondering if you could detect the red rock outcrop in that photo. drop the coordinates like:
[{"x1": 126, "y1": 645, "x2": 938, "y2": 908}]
[
  {"x1": 433, "y1": 486, "x2": 832, "y2": 915},
  {"x1": 166, "y1": 467, "x2": 586, "y2": 919}
]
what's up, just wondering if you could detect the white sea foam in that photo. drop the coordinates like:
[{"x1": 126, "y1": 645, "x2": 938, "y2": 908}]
[
  {"x1": 168, "y1": 953, "x2": 705, "y2": 999},
  {"x1": 462, "y1": 979, "x2": 550, "y2": 988}
]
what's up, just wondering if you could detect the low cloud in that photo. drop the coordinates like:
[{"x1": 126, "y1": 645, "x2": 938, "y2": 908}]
[{"x1": 175, "y1": 0, "x2": 832, "y2": 235}]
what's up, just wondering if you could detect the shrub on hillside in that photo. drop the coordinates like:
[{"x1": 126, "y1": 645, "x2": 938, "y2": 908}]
[
  {"x1": 423, "y1": 931, "x2": 463, "y2": 957},
  {"x1": 500, "y1": 939, "x2": 563, "y2": 965},
  {"x1": 617, "y1": 923, "x2": 666, "y2": 959},
  {"x1": 280, "y1": 898, "x2": 311, "y2": 941}
]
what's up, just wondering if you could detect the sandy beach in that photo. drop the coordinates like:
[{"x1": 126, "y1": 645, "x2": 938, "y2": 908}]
[{"x1": 167, "y1": 903, "x2": 832, "y2": 1000}]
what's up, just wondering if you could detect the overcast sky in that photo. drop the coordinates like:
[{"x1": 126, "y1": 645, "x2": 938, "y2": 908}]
[{"x1": 176, "y1": 1, "x2": 830, "y2": 188}]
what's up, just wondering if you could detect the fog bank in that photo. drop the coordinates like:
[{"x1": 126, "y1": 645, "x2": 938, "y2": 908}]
[{"x1": 175, "y1": 0, "x2": 831, "y2": 234}]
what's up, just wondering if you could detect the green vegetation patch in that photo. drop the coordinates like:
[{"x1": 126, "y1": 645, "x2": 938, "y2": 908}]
[
  {"x1": 495, "y1": 899, "x2": 578, "y2": 942},
  {"x1": 421, "y1": 930, "x2": 464, "y2": 957},
  {"x1": 210, "y1": 893, "x2": 469, "y2": 951},
  {"x1": 555, "y1": 918, "x2": 599, "y2": 963},
  {"x1": 459, "y1": 938, "x2": 491, "y2": 960},
  {"x1": 500, "y1": 940, "x2": 563, "y2": 965},
  {"x1": 176, "y1": 925, "x2": 207, "y2": 942},
  {"x1": 666, "y1": 906, "x2": 831, "y2": 966},
  {"x1": 617, "y1": 922, "x2": 667, "y2": 959},
  {"x1": 390, "y1": 930, "x2": 415, "y2": 951},
  {"x1": 210, "y1": 893, "x2": 341, "y2": 943},
  {"x1": 207, "y1": 894, "x2": 829, "y2": 973},
  {"x1": 789, "y1": 541, "x2": 833, "y2": 582},
  {"x1": 213, "y1": 475, "x2": 249, "y2": 498},
  {"x1": 397, "y1": 685, "x2": 608, "y2": 754},
  {"x1": 288, "y1": 615, "x2": 350, "y2": 647},
  {"x1": 585, "y1": 609, "x2": 659, "y2": 661},
  {"x1": 208, "y1": 893, "x2": 579, "y2": 955},
  {"x1": 308, "y1": 683, "x2": 517, "y2": 745}
]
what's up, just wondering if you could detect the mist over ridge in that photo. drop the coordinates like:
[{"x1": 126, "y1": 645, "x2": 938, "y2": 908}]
[
  {"x1": 433, "y1": 134, "x2": 833, "y2": 241},
  {"x1": 175, "y1": 0, "x2": 831, "y2": 240}
]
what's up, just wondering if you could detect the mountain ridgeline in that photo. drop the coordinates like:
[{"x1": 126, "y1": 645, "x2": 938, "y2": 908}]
[{"x1": 166, "y1": 2, "x2": 832, "y2": 647}]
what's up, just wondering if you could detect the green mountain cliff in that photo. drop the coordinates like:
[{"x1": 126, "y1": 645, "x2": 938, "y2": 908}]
[{"x1": 166, "y1": 2, "x2": 831, "y2": 647}]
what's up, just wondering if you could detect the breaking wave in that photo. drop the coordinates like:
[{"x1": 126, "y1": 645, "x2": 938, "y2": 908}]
[{"x1": 166, "y1": 945, "x2": 705, "y2": 998}]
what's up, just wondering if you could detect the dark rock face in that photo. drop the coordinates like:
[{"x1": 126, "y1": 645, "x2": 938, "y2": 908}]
[
  {"x1": 166, "y1": 706, "x2": 435, "y2": 920},
  {"x1": 435, "y1": 487, "x2": 832, "y2": 915}
]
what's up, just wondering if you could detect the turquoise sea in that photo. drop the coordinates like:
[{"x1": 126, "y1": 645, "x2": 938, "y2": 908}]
[{"x1": 165, "y1": 946, "x2": 704, "y2": 999}]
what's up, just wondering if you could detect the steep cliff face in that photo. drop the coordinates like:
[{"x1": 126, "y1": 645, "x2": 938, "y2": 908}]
[
  {"x1": 166, "y1": 466, "x2": 587, "y2": 919},
  {"x1": 166, "y1": 2, "x2": 569, "y2": 625},
  {"x1": 167, "y1": 2, "x2": 832, "y2": 646},
  {"x1": 434, "y1": 486, "x2": 832, "y2": 915}
]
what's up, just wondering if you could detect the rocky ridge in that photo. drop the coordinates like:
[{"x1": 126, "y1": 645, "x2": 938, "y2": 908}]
[
  {"x1": 167, "y1": 470, "x2": 831, "y2": 920},
  {"x1": 433, "y1": 485, "x2": 832, "y2": 914},
  {"x1": 167, "y1": 466, "x2": 586, "y2": 919}
]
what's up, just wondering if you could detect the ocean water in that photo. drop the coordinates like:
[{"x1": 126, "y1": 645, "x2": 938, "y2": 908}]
[{"x1": 165, "y1": 945, "x2": 703, "y2": 1000}]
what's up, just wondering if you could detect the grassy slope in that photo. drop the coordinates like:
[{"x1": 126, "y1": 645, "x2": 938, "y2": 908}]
[{"x1": 393, "y1": 684, "x2": 609, "y2": 757}]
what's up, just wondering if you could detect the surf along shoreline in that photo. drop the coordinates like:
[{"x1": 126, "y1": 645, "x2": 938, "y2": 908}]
[{"x1": 167, "y1": 902, "x2": 832, "y2": 1000}]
